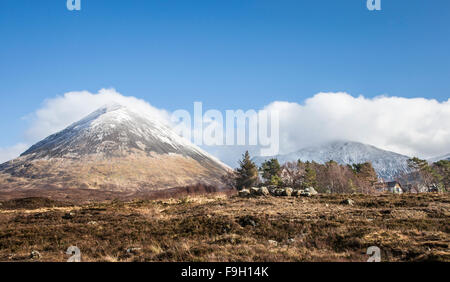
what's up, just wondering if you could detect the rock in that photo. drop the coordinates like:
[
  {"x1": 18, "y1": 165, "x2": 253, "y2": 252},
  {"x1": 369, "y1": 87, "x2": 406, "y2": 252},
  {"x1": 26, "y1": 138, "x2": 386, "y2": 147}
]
[
  {"x1": 305, "y1": 187, "x2": 318, "y2": 195},
  {"x1": 258, "y1": 187, "x2": 270, "y2": 196},
  {"x1": 268, "y1": 240, "x2": 278, "y2": 247},
  {"x1": 287, "y1": 238, "x2": 296, "y2": 244},
  {"x1": 250, "y1": 187, "x2": 260, "y2": 195},
  {"x1": 275, "y1": 188, "x2": 286, "y2": 196},
  {"x1": 268, "y1": 188, "x2": 277, "y2": 196},
  {"x1": 271, "y1": 188, "x2": 280, "y2": 196},
  {"x1": 341, "y1": 199, "x2": 354, "y2": 206},
  {"x1": 292, "y1": 190, "x2": 304, "y2": 197},
  {"x1": 238, "y1": 189, "x2": 251, "y2": 197},
  {"x1": 300, "y1": 190, "x2": 312, "y2": 197},
  {"x1": 62, "y1": 212, "x2": 75, "y2": 220},
  {"x1": 282, "y1": 188, "x2": 293, "y2": 196},
  {"x1": 30, "y1": 250, "x2": 41, "y2": 259},
  {"x1": 126, "y1": 247, "x2": 142, "y2": 254}
]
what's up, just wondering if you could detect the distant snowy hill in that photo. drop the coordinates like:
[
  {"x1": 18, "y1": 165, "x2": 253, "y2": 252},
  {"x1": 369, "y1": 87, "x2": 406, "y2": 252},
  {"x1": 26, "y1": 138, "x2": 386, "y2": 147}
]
[
  {"x1": 253, "y1": 141, "x2": 412, "y2": 180},
  {"x1": 428, "y1": 153, "x2": 450, "y2": 163}
]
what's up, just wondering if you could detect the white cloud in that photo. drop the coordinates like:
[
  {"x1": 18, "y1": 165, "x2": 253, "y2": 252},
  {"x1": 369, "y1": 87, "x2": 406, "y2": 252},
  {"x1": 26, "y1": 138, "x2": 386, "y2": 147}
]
[
  {"x1": 262, "y1": 92, "x2": 450, "y2": 158},
  {"x1": 0, "y1": 88, "x2": 171, "y2": 163},
  {"x1": 24, "y1": 88, "x2": 171, "y2": 143},
  {"x1": 1, "y1": 90, "x2": 449, "y2": 165}
]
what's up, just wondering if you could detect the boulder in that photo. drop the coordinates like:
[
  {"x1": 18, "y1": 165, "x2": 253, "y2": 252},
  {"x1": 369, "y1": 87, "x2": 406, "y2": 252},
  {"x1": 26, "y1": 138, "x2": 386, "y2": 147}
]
[
  {"x1": 305, "y1": 187, "x2": 318, "y2": 196},
  {"x1": 30, "y1": 250, "x2": 41, "y2": 260},
  {"x1": 300, "y1": 191, "x2": 312, "y2": 197},
  {"x1": 273, "y1": 188, "x2": 284, "y2": 196},
  {"x1": 249, "y1": 187, "x2": 260, "y2": 195},
  {"x1": 268, "y1": 188, "x2": 278, "y2": 196},
  {"x1": 238, "y1": 189, "x2": 251, "y2": 197},
  {"x1": 292, "y1": 190, "x2": 303, "y2": 197},
  {"x1": 282, "y1": 188, "x2": 293, "y2": 197},
  {"x1": 270, "y1": 188, "x2": 294, "y2": 197},
  {"x1": 258, "y1": 187, "x2": 270, "y2": 196}
]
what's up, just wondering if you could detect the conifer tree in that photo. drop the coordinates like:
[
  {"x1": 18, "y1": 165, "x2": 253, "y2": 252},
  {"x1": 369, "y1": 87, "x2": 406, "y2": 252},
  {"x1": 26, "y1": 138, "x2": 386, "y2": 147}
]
[
  {"x1": 260, "y1": 158, "x2": 281, "y2": 184},
  {"x1": 302, "y1": 161, "x2": 317, "y2": 188},
  {"x1": 235, "y1": 151, "x2": 259, "y2": 190}
]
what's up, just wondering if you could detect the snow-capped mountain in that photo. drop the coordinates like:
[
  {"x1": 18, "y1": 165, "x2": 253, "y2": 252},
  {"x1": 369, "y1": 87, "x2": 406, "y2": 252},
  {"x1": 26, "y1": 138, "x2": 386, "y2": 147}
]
[
  {"x1": 253, "y1": 141, "x2": 412, "y2": 180},
  {"x1": 0, "y1": 104, "x2": 229, "y2": 192},
  {"x1": 20, "y1": 104, "x2": 222, "y2": 161}
]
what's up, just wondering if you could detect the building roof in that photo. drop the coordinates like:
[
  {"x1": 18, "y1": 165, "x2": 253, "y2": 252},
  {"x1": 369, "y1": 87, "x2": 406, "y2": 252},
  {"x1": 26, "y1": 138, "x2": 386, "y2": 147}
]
[{"x1": 386, "y1": 181, "x2": 401, "y2": 188}]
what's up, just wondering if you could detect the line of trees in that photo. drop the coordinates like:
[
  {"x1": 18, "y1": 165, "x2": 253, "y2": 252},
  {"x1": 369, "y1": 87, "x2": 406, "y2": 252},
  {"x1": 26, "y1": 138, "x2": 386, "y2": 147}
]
[
  {"x1": 223, "y1": 151, "x2": 449, "y2": 194},
  {"x1": 224, "y1": 151, "x2": 379, "y2": 194}
]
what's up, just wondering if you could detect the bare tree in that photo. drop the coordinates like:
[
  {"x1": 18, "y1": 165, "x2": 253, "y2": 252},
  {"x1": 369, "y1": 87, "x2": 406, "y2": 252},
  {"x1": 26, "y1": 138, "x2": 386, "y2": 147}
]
[{"x1": 280, "y1": 161, "x2": 306, "y2": 188}]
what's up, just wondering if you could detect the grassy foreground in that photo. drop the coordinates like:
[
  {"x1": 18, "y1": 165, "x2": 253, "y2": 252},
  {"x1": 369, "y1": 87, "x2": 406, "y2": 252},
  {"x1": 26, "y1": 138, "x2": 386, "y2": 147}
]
[{"x1": 0, "y1": 193, "x2": 448, "y2": 262}]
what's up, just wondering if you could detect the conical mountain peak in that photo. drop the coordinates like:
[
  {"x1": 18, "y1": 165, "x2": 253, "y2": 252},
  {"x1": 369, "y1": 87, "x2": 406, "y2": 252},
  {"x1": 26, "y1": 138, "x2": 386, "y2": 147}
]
[
  {"x1": 1, "y1": 105, "x2": 229, "y2": 194},
  {"x1": 19, "y1": 105, "x2": 211, "y2": 161}
]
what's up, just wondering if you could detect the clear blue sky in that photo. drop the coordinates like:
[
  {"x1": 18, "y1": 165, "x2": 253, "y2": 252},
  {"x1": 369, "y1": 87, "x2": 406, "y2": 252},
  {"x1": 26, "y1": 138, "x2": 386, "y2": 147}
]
[{"x1": 0, "y1": 0, "x2": 449, "y2": 147}]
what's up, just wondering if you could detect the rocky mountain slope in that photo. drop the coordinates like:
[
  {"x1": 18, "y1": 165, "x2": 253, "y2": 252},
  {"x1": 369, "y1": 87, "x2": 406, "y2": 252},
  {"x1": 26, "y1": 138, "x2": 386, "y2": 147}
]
[
  {"x1": 0, "y1": 104, "x2": 229, "y2": 197},
  {"x1": 253, "y1": 141, "x2": 412, "y2": 180}
]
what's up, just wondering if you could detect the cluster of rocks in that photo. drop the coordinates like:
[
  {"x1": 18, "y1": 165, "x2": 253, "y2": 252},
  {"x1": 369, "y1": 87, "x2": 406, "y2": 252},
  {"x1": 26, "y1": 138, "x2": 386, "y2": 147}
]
[{"x1": 238, "y1": 186, "x2": 318, "y2": 198}]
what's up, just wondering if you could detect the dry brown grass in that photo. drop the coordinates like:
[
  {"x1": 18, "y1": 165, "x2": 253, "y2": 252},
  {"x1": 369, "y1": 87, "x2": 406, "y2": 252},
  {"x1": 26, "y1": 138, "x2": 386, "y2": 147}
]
[{"x1": 0, "y1": 193, "x2": 448, "y2": 262}]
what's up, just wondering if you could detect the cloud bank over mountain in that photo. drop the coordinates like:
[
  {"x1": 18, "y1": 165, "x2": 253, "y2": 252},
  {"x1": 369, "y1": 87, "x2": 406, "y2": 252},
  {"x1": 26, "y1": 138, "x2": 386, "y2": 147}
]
[
  {"x1": 0, "y1": 89, "x2": 449, "y2": 164},
  {"x1": 261, "y1": 92, "x2": 450, "y2": 158}
]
